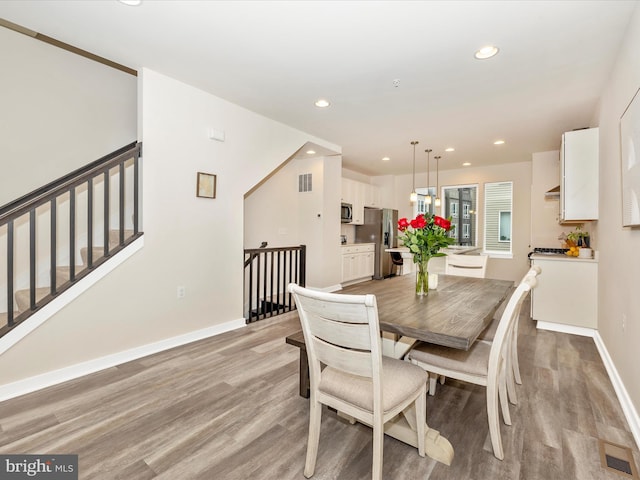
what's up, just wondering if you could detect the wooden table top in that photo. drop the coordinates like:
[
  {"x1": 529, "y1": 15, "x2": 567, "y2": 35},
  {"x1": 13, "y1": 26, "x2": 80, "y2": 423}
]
[{"x1": 341, "y1": 274, "x2": 513, "y2": 350}]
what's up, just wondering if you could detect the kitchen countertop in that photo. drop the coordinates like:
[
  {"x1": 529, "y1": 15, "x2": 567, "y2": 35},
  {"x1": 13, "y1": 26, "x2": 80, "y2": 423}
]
[
  {"x1": 530, "y1": 252, "x2": 598, "y2": 263},
  {"x1": 385, "y1": 246, "x2": 481, "y2": 254}
]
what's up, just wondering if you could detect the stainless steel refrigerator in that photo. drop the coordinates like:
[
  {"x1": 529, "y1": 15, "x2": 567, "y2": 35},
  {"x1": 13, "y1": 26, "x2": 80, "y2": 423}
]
[{"x1": 355, "y1": 207, "x2": 398, "y2": 279}]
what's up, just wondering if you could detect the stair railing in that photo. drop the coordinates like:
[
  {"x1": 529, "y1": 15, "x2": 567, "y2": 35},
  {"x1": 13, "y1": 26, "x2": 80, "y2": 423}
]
[
  {"x1": 0, "y1": 142, "x2": 142, "y2": 337},
  {"x1": 243, "y1": 245, "x2": 305, "y2": 323}
]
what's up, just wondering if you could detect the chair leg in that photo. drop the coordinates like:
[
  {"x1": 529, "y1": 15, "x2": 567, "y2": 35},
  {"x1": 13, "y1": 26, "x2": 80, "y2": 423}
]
[
  {"x1": 439, "y1": 375, "x2": 446, "y2": 385},
  {"x1": 512, "y1": 316, "x2": 522, "y2": 385},
  {"x1": 428, "y1": 373, "x2": 438, "y2": 396},
  {"x1": 416, "y1": 388, "x2": 426, "y2": 457},
  {"x1": 499, "y1": 366, "x2": 512, "y2": 426},
  {"x1": 304, "y1": 399, "x2": 322, "y2": 478},
  {"x1": 486, "y1": 378, "x2": 505, "y2": 460},
  {"x1": 372, "y1": 419, "x2": 384, "y2": 480},
  {"x1": 505, "y1": 348, "x2": 518, "y2": 406}
]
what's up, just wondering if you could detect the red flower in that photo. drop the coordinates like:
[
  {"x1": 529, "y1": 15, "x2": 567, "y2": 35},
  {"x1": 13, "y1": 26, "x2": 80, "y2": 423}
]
[
  {"x1": 414, "y1": 214, "x2": 427, "y2": 228},
  {"x1": 434, "y1": 215, "x2": 451, "y2": 231},
  {"x1": 398, "y1": 217, "x2": 409, "y2": 231}
]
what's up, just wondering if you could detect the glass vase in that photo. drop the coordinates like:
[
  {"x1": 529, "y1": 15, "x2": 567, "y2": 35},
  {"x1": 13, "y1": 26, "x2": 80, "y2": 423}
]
[{"x1": 415, "y1": 258, "x2": 429, "y2": 296}]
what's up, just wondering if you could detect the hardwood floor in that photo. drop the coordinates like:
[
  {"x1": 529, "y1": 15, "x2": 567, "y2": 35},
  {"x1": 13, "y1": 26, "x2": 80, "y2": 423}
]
[{"x1": 1, "y1": 293, "x2": 638, "y2": 479}]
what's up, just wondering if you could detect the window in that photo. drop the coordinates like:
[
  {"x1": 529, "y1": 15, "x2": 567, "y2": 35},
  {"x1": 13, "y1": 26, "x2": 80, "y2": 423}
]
[
  {"x1": 443, "y1": 185, "x2": 478, "y2": 247},
  {"x1": 498, "y1": 211, "x2": 511, "y2": 242},
  {"x1": 414, "y1": 187, "x2": 436, "y2": 217},
  {"x1": 484, "y1": 181, "x2": 513, "y2": 255}
]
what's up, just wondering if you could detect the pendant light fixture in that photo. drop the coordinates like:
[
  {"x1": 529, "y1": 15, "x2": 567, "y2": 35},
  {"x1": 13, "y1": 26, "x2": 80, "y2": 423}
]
[
  {"x1": 425, "y1": 149, "x2": 432, "y2": 205},
  {"x1": 410, "y1": 141, "x2": 419, "y2": 202},
  {"x1": 434, "y1": 155, "x2": 442, "y2": 207}
]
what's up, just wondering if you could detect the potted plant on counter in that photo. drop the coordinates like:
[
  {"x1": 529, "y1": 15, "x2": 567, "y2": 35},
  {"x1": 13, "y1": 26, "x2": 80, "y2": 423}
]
[{"x1": 565, "y1": 226, "x2": 591, "y2": 257}]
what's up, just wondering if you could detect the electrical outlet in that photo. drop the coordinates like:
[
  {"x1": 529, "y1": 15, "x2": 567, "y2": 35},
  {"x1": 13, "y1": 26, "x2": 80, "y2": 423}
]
[
  {"x1": 622, "y1": 313, "x2": 627, "y2": 332},
  {"x1": 177, "y1": 286, "x2": 186, "y2": 299}
]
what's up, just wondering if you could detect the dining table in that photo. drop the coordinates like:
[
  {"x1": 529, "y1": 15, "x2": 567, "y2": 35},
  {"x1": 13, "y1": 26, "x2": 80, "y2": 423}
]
[{"x1": 287, "y1": 272, "x2": 514, "y2": 466}]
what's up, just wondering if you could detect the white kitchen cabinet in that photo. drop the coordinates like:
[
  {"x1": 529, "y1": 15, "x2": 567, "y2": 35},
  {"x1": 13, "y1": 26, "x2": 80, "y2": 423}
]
[
  {"x1": 351, "y1": 181, "x2": 365, "y2": 225},
  {"x1": 341, "y1": 244, "x2": 375, "y2": 284},
  {"x1": 341, "y1": 178, "x2": 354, "y2": 204},
  {"x1": 342, "y1": 178, "x2": 364, "y2": 224},
  {"x1": 365, "y1": 184, "x2": 381, "y2": 207},
  {"x1": 530, "y1": 255, "x2": 597, "y2": 330},
  {"x1": 560, "y1": 127, "x2": 599, "y2": 221}
]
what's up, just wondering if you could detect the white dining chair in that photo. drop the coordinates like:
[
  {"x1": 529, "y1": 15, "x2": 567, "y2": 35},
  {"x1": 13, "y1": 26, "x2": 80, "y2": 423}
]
[
  {"x1": 476, "y1": 265, "x2": 541, "y2": 405},
  {"x1": 445, "y1": 253, "x2": 489, "y2": 278},
  {"x1": 288, "y1": 283, "x2": 428, "y2": 480},
  {"x1": 406, "y1": 272, "x2": 538, "y2": 460}
]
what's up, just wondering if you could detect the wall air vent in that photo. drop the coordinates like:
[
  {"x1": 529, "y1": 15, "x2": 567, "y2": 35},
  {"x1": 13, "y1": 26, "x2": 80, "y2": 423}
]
[{"x1": 298, "y1": 173, "x2": 312, "y2": 193}]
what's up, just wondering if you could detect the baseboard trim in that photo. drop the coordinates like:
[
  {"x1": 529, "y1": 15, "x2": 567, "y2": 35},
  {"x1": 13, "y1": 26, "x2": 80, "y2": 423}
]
[
  {"x1": 536, "y1": 320, "x2": 596, "y2": 337},
  {"x1": 0, "y1": 317, "x2": 246, "y2": 402},
  {"x1": 593, "y1": 331, "x2": 640, "y2": 452},
  {"x1": 0, "y1": 237, "x2": 145, "y2": 357}
]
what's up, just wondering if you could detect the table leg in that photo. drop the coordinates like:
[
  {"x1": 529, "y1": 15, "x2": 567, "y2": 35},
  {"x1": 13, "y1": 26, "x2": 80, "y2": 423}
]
[
  {"x1": 386, "y1": 404, "x2": 454, "y2": 465},
  {"x1": 298, "y1": 349, "x2": 310, "y2": 399},
  {"x1": 380, "y1": 334, "x2": 454, "y2": 465},
  {"x1": 381, "y1": 332, "x2": 416, "y2": 358}
]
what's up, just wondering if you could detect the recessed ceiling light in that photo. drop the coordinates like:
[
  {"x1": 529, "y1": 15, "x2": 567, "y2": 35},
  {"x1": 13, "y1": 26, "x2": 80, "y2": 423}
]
[
  {"x1": 306, "y1": 150, "x2": 316, "y2": 155},
  {"x1": 494, "y1": 140, "x2": 505, "y2": 145},
  {"x1": 382, "y1": 156, "x2": 391, "y2": 161},
  {"x1": 314, "y1": 99, "x2": 330, "y2": 108},
  {"x1": 445, "y1": 147, "x2": 455, "y2": 152},
  {"x1": 474, "y1": 45, "x2": 499, "y2": 60},
  {"x1": 462, "y1": 162, "x2": 471, "y2": 166},
  {"x1": 118, "y1": 0, "x2": 142, "y2": 5}
]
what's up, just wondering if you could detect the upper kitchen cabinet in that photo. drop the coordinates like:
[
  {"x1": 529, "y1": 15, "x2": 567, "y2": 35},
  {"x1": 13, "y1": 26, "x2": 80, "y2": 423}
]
[
  {"x1": 341, "y1": 178, "x2": 380, "y2": 224},
  {"x1": 365, "y1": 183, "x2": 381, "y2": 207},
  {"x1": 560, "y1": 127, "x2": 599, "y2": 221}
]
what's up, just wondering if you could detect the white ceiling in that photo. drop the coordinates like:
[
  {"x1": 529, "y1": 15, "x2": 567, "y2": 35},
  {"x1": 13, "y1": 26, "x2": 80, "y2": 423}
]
[{"x1": 1, "y1": 0, "x2": 637, "y2": 176}]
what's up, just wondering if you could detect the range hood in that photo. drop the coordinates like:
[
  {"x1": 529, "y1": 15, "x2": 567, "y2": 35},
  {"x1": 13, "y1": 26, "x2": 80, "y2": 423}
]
[{"x1": 545, "y1": 185, "x2": 560, "y2": 198}]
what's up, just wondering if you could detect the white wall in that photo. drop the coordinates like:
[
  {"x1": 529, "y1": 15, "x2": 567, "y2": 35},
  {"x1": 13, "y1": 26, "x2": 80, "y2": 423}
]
[
  {"x1": 382, "y1": 161, "x2": 532, "y2": 282},
  {"x1": 0, "y1": 27, "x2": 136, "y2": 205},
  {"x1": 244, "y1": 154, "x2": 343, "y2": 289},
  {"x1": 531, "y1": 151, "x2": 564, "y2": 247},
  {"x1": 0, "y1": 69, "x2": 338, "y2": 385},
  {"x1": 594, "y1": 3, "x2": 640, "y2": 440},
  {"x1": 530, "y1": 150, "x2": 596, "y2": 249}
]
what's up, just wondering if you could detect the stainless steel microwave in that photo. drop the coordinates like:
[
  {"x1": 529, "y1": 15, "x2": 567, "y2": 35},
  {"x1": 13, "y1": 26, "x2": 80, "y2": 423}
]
[{"x1": 341, "y1": 202, "x2": 352, "y2": 223}]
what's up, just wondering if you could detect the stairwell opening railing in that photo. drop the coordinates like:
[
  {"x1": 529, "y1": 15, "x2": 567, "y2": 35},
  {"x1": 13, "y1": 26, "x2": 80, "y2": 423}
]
[
  {"x1": 0, "y1": 142, "x2": 142, "y2": 337},
  {"x1": 243, "y1": 245, "x2": 305, "y2": 323}
]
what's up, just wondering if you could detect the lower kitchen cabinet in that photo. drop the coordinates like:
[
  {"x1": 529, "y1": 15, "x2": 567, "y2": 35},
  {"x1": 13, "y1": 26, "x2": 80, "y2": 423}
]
[
  {"x1": 530, "y1": 255, "x2": 598, "y2": 329},
  {"x1": 341, "y1": 244, "x2": 375, "y2": 284}
]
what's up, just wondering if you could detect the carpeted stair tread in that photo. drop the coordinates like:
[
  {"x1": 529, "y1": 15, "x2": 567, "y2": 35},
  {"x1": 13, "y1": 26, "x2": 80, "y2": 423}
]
[
  {"x1": 109, "y1": 229, "x2": 134, "y2": 246},
  {"x1": 0, "y1": 311, "x2": 21, "y2": 325},
  {"x1": 15, "y1": 287, "x2": 50, "y2": 312}
]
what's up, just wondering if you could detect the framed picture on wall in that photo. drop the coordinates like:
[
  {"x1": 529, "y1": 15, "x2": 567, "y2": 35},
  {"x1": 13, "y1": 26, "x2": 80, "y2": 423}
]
[
  {"x1": 620, "y1": 87, "x2": 640, "y2": 227},
  {"x1": 196, "y1": 172, "x2": 216, "y2": 199}
]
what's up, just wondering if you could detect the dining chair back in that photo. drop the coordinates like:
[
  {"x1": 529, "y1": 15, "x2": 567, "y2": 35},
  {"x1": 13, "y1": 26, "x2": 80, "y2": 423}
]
[
  {"x1": 445, "y1": 253, "x2": 489, "y2": 278},
  {"x1": 390, "y1": 251, "x2": 404, "y2": 276},
  {"x1": 288, "y1": 283, "x2": 428, "y2": 479},
  {"x1": 406, "y1": 270, "x2": 538, "y2": 460}
]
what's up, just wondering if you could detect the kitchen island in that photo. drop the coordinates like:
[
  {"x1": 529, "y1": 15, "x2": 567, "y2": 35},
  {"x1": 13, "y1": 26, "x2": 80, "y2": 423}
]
[{"x1": 385, "y1": 246, "x2": 481, "y2": 276}]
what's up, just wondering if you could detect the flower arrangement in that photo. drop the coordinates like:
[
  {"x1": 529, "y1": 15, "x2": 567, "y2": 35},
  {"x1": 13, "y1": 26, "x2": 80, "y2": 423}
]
[{"x1": 398, "y1": 213, "x2": 455, "y2": 295}]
